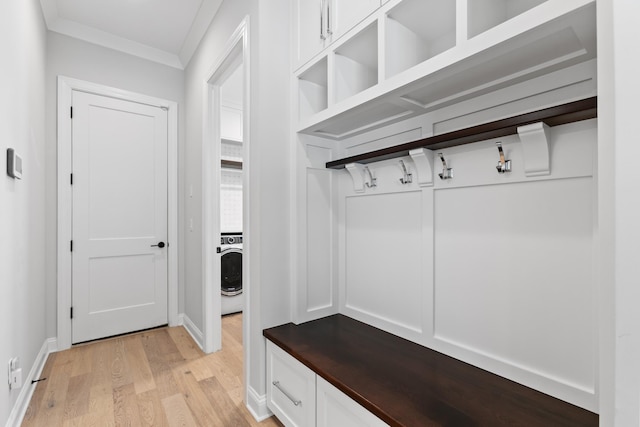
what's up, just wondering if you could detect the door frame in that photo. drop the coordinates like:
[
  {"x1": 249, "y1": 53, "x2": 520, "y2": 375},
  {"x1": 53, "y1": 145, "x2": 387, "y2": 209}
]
[
  {"x1": 56, "y1": 76, "x2": 179, "y2": 350},
  {"x1": 202, "y1": 17, "x2": 250, "y2": 354}
]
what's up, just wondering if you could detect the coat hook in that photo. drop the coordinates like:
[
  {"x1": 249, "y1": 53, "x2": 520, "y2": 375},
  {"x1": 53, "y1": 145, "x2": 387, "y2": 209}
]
[
  {"x1": 495, "y1": 142, "x2": 511, "y2": 173},
  {"x1": 364, "y1": 166, "x2": 377, "y2": 188},
  {"x1": 438, "y1": 153, "x2": 453, "y2": 180},
  {"x1": 399, "y1": 160, "x2": 412, "y2": 184}
]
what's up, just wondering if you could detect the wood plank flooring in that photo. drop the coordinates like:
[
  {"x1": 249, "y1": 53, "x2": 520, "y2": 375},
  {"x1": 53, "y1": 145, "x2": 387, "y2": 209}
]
[{"x1": 22, "y1": 314, "x2": 283, "y2": 427}]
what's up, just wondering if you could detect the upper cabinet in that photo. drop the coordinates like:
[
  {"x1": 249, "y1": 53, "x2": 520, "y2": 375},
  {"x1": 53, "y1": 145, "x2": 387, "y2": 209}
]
[
  {"x1": 220, "y1": 105, "x2": 243, "y2": 142},
  {"x1": 331, "y1": 0, "x2": 380, "y2": 43},
  {"x1": 294, "y1": 0, "x2": 381, "y2": 70},
  {"x1": 293, "y1": 0, "x2": 597, "y2": 139}
]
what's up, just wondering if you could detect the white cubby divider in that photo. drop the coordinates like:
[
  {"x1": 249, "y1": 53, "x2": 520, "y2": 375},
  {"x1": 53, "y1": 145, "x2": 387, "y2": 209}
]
[
  {"x1": 467, "y1": 0, "x2": 549, "y2": 39},
  {"x1": 384, "y1": 0, "x2": 457, "y2": 79},
  {"x1": 298, "y1": 56, "x2": 328, "y2": 122},
  {"x1": 333, "y1": 22, "x2": 379, "y2": 104}
]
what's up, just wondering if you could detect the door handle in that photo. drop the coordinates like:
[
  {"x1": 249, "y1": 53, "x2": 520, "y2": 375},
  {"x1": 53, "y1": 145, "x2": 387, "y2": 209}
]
[
  {"x1": 326, "y1": 0, "x2": 332, "y2": 36},
  {"x1": 320, "y1": 0, "x2": 326, "y2": 40},
  {"x1": 151, "y1": 242, "x2": 166, "y2": 248}
]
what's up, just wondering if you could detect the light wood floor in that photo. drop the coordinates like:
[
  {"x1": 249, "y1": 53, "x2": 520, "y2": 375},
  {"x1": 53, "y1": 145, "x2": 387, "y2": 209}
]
[{"x1": 22, "y1": 313, "x2": 283, "y2": 427}]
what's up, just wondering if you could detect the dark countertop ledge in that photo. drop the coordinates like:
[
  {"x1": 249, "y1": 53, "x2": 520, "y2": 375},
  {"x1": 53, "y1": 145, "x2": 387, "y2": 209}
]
[{"x1": 263, "y1": 314, "x2": 598, "y2": 427}]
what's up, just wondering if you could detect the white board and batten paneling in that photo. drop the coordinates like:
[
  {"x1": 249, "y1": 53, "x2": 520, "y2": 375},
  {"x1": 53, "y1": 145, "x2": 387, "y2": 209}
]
[
  {"x1": 294, "y1": 140, "x2": 340, "y2": 323},
  {"x1": 337, "y1": 119, "x2": 598, "y2": 411}
]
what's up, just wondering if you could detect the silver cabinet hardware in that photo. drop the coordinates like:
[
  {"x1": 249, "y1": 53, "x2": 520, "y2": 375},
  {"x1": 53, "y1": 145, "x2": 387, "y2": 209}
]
[
  {"x1": 438, "y1": 153, "x2": 453, "y2": 180},
  {"x1": 399, "y1": 159, "x2": 412, "y2": 184},
  {"x1": 364, "y1": 165, "x2": 377, "y2": 188},
  {"x1": 320, "y1": 0, "x2": 326, "y2": 40},
  {"x1": 326, "y1": 0, "x2": 332, "y2": 36},
  {"x1": 273, "y1": 381, "x2": 302, "y2": 406},
  {"x1": 495, "y1": 141, "x2": 511, "y2": 173}
]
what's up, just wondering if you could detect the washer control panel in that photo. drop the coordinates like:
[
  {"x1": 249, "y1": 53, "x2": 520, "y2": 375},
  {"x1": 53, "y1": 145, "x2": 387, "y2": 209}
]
[{"x1": 221, "y1": 234, "x2": 243, "y2": 245}]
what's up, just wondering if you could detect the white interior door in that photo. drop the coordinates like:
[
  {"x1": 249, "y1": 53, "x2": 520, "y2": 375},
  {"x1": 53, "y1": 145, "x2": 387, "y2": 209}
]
[{"x1": 71, "y1": 90, "x2": 168, "y2": 344}]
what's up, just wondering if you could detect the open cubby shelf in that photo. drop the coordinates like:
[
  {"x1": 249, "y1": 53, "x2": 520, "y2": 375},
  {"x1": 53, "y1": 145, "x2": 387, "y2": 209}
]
[
  {"x1": 297, "y1": 0, "x2": 596, "y2": 139},
  {"x1": 334, "y1": 22, "x2": 379, "y2": 104},
  {"x1": 221, "y1": 159, "x2": 242, "y2": 170},
  {"x1": 468, "y1": 0, "x2": 549, "y2": 39},
  {"x1": 298, "y1": 57, "x2": 329, "y2": 120},
  {"x1": 326, "y1": 96, "x2": 597, "y2": 169},
  {"x1": 385, "y1": 0, "x2": 456, "y2": 79}
]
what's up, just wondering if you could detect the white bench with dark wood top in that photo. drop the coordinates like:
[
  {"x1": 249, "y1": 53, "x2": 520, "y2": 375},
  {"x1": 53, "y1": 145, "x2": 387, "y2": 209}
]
[{"x1": 263, "y1": 314, "x2": 598, "y2": 427}]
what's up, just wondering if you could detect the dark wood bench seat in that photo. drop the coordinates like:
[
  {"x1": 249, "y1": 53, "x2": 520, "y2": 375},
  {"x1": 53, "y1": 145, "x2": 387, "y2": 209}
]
[{"x1": 263, "y1": 314, "x2": 598, "y2": 427}]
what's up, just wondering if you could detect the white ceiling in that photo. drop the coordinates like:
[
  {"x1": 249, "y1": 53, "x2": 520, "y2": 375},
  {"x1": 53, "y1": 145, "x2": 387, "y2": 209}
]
[{"x1": 39, "y1": 0, "x2": 223, "y2": 69}]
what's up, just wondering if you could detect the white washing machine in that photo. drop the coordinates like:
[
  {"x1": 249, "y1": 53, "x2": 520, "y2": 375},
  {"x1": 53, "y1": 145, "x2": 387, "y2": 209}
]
[{"x1": 220, "y1": 233, "x2": 244, "y2": 315}]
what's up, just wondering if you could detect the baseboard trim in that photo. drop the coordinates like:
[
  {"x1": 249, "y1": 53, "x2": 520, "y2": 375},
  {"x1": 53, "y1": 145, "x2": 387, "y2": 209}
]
[
  {"x1": 46, "y1": 337, "x2": 58, "y2": 354},
  {"x1": 5, "y1": 338, "x2": 54, "y2": 427},
  {"x1": 179, "y1": 313, "x2": 204, "y2": 351},
  {"x1": 246, "y1": 386, "x2": 273, "y2": 422}
]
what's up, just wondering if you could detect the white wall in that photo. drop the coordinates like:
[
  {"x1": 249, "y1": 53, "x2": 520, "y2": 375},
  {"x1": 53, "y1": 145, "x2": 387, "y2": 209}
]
[
  {"x1": 45, "y1": 32, "x2": 185, "y2": 338},
  {"x1": 182, "y1": 0, "x2": 291, "y2": 415},
  {"x1": 597, "y1": 0, "x2": 640, "y2": 425},
  {"x1": 183, "y1": 0, "x2": 251, "y2": 354},
  {"x1": 336, "y1": 121, "x2": 597, "y2": 410},
  {"x1": 0, "y1": 0, "x2": 48, "y2": 424}
]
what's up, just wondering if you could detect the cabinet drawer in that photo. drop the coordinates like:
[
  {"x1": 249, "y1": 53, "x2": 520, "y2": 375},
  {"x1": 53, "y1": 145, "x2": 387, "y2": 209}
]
[
  {"x1": 317, "y1": 376, "x2": 389, "y2": 427},
  {"x1": 266, "y1": 340, "x2": 316, "y2": 427}
]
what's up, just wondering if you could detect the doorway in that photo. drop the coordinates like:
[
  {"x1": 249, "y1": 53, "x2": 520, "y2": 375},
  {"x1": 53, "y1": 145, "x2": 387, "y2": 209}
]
[
  {"x1": 71, "y1": 91, "x2": 169, "y2": 344},
  {"x1": 203, "y1": 18, "x2": 250, "y2": 358},
  {"x1": 57, "y1": 76, "x2": 179, "y2": 350},
  {"x1": 219, "y1": 64, "x2": 245, "y2": 317}
]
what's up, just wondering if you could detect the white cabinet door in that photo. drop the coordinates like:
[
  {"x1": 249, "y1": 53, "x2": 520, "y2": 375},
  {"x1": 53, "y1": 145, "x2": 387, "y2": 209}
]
[
  {"x1": 71, "y1": 91, "x2": 168, "y2": 343},
  {"x1": 295, "y1": 0, "x2": 380, "y2": 70},
  {"x1": 317, "y1": 376, "x2": 389, "y2": 427},
  {"x1": 329, "y1": 0, "x2": 380, "y2": 41},
  {"x1": 295, "y1": 0, "x2": 327, "y2": 69},
  {"x1": 267, "y1": 341, "x2": 316, "y2": 427},
  {"x1": 220, "y1": 105, "x2": 243, "y2": 142}
]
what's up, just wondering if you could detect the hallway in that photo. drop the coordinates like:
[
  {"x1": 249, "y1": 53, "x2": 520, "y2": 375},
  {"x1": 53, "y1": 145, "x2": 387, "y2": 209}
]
[{"x1": 21, "y1": 314, "x2": 282, "y2": 426}]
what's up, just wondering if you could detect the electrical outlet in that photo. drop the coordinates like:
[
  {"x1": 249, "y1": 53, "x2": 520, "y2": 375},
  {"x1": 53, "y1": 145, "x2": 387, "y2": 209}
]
[
  {"x1": 7, "y1": 357, "x2": 22, "y2": 390},
  {"x1": 11, "y1": 368, "x2": 22, "y2": 389}
]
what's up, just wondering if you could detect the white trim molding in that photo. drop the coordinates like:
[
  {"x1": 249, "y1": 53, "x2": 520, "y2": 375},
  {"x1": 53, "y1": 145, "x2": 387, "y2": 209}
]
[
  {"x1": 5, "y1": 339, "x2": 53, "y2": 427},
  {"x1": 246, "y1": 386, "x2": 273, "y2": 422},
  {"x1": 202, "y1": 17, "x2": 250, "y2": 355},
  {"x1": 56, "y1": 76, "x2": 179, "y2": 350},
  {"x1": 38, "y1": 0, "x2": 223, "y2": 69},
  {"x1": 179, "y1": 314, "x2": 205, "y2": 351}
]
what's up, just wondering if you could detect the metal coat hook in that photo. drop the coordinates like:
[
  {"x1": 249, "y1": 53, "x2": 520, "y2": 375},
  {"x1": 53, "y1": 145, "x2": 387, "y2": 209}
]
[
  {"x1": 399, "y1": 160, "x2": 412, "y2": 184},
  {"x1": 364, "y1": 166, "x2": 377, "y2": 188},
  {"x1": 495, "y1": 142, "x2": 512, "y2": 173},
  {"x1": 438, "y1": 153, "x2": 453, "y2": 180}
]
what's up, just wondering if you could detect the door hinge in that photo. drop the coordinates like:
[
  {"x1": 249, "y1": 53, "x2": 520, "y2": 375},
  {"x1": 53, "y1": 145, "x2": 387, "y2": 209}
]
[
  {"x1": 70, "y1": 307, "x2": 73, "y2": 319},
  {"x1": 70, "y1": 106, "x2": 73, "y2": 119},
  {"x1": 70, "y1": 173, "x2": 73, "y2": 185},
  {"x1": 70, "y1": 240, "x2": 73, "y2": 252},
  {"x1": 216, "y1": 247, "x2": 221, "y2": 254}
]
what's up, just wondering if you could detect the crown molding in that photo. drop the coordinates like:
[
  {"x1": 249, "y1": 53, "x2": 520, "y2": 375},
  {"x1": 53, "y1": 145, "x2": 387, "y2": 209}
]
[
  {"x1": 179, "y1": 0, "x2": 224, "y2": 68},
  {"x1": 38, "y1": 0, "x2": 223, "y2": 70}
]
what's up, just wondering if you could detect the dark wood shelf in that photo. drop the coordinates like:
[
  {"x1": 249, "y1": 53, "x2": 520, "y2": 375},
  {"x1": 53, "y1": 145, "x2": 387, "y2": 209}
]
[
  {"x1": 326, "y1": 97, "x2": 597, "y2": 169},
  {"x1": 264, "y1": 314, "x2": 598, "y2": 427},
  {"x1": 221, "y1": 159, "x2": 242, "y2": 170}
]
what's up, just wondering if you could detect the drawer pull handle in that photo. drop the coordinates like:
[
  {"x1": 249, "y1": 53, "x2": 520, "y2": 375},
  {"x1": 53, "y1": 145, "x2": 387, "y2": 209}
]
[{"x1": 272, "y1": 381, "x2": 302, "y2": 406}]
